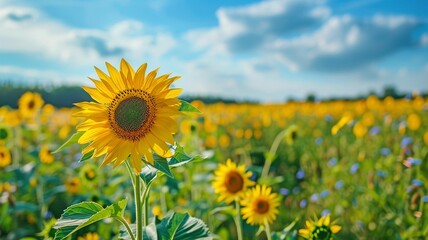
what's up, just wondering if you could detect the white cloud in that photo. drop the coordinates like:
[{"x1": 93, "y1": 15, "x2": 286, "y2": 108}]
[
  {"x1": 0, "y1": 5, "x2": 176, "y2": 66},
  {"x1": 273, "y1": 15, "x2": 421, "y2": 72},
  {"x1": 185, "y1": 0, "x2": 330, "y2": 54}
]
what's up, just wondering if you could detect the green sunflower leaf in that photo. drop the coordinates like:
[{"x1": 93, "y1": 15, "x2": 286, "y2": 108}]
[
  {"x1": 156, "y1": 212, "x2": 211, "y2": 240},
  {"x1": 53, "y1": 199, "x2": 127, "y2": 240},
  {"x1": 79, "y1": 150, "x2": 94, "y2": 162},
  {"x1": 152, "y1": 155, "x2": 174, "y2": 179},
  {"x1": 140, "y1": 165, "x2": 158, "y2": 185},
  {"x1": 179, "y1": 100, "x2": 201, "y2": 113},
  {"x1": 52, "y1": 131, "x2": 84, "y2": 153},
  {"x1": 169, "y1": 145, "x2": 203, "y2": 167}
]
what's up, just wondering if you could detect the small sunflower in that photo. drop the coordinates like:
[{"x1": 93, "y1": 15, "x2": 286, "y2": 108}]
[
  {"x1": 285, "y1": 124, "x2": 298, "y2": 145},
  {"x1": 80, "y1": 164, "x2": 98, "y2": 182},
  {"x1": 18, "y1": 91, "x2": 44, "y2": 118},
  {"x1": 299, "y1": 214, "x2": 341, "y2": 240},
  {"x1": 39, "y1": 145, "x2": 54, "y2": 164},
  {"x1": 240, "y1": 185, "x2": 280, "y2": 225},
  {"x1": 65, "y1": 177, "x2": 81, "y2": 194},
  {"x1": 212, "y1": 159, "x2": 254, "y2": 204},
  {"x1": 75, "y1": 59, "x2": 182, "y2": 174},
  {"x1": 0, "y1": 146, "x2": 12, "y2": 168}
]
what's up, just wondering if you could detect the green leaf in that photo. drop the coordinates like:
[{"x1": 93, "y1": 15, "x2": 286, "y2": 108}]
[
  {"x1": 53, "y1": 199, "x2": 127, "y2": 240},
  {"x1": 153, "y1": 155, "x2": 174, "y2": 179},
  {"x1": 156, "y1": 212, "x2": 211, "y2": 240},
  {"x1": 140, "y1": 166, "x2": 158, "y2": 185},
  {"x1": 79, "y1": 150, "x2": 94, "y2": 162},
  {"x1": 169, "y1": 145, "x2": 203, "y2": 167},
  {"x1": 53, "y1": 132, "x2": 84, "y2": 153},
  {"x1": 179, "y1": 100, "x2": 201, "y2": 113}
]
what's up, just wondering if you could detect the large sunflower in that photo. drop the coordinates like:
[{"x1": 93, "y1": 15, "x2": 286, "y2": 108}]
[
  {"x1": 75, "y1": 59, "x2": 181, "y2": 174},
  {"x1": 212, "y1": 159, "x2": 254, "y2": 204},
  {"x1": 240, "y1": 184, "x2": 280, "y2": 225},
  {"x1": 299, "y1": 214, "x2": 341, "y2": 240},
  {"x1": 0, "y1": 146, "x2": 11, "y2": 168},
  {"x1": 18, "y1": 91, "x2": 44, "y2": 118}
]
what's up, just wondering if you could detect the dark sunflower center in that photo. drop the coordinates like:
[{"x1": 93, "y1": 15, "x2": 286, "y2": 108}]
[
  {"x1": 311, "y1": 226, "x2": 332, "y2": 240},
  {"x1": 85, "y1": 169, "x2": 96, "y2": 180},
  {"x1": 254, "y1": 199, "x2": 270, "y2": 214},
  {"x1": 114, "y1": 97, "x2": 148, "y2": 132},
  {"x1": 291, "y1": 130, "x2": 297, "y2": 140},
  {"x1": 28, "y1": 100, "x2": 35, "y2": 109},
  {"x1": 225, "y1": 171, "x2": 244, "y2": 193},
  {"x1": 0, "y1": 152, "x2": 4, "y2": 159},
  {"x1": 0, "y1": 129, "x2": 8, "y2": 140}
]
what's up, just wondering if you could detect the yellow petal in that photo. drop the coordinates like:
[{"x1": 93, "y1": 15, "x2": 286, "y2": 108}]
[
  {"x1": 331, "y1": 225, "x2": 342, "y2": 233},
  {"x1": 134, "y1": 63, "x2": 147, "y2": 89},
  {"x1": 323, "y1": 214, "x2": 330, "y2": 226},
  {"x1": 106, "y1": 62, "x2": 126, "y2": 91},
  {"x1": 298, "y1": 229, "x2": 310, "y2": 238}
]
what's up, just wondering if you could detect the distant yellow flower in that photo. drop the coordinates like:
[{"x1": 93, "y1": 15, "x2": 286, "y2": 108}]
[
  {"x1": 0, "y1": 183, "x2": 2, "y2": 193},
  {"x1": 353, "y1": 122, "x2": 367, "y2": 139},
  {"x1": 2, "y1": 109, "x2": 20, "y2": 127},
  {"x1": 39, "y1": 145, "x2": 54, "y2": 164},
  {"x1": 205, "y1": 135, "x2": 217, "y2": 149},
  {"x1": 240, "y1": 185, "x2": 280, "y2": 225},
  {"x1": 254, "y1": 129, "x2": 263, "y2": 139},
  {"x1": 30, "y1": 177, "x2": 38, "y2": 188},
  {"x1": 219, "y1": 134, "x2": 231, "y2": 148},
  {"x1": 59, "y1": 125, "x2": 71, "y2": 139},
  {"x1": 299, "y1": 214, "x2": 341, "y2": 240},
  {"x1": 3, "y1": 182, "x2": 11, "y2": 192},
  {"x1": 18, "y1": 91, "x2": 44, "y2": 118},
  {"x1": 0, "y1": 146, "x2": 11, "y2": 168},
  {"x1": 78, "y1": 233, "x2": 99, "y2": 240},
  {"x1": 212, "y1": 159, "x2": 254, "y2": 204},
  {"x1": 244, "y1": 129, "x2": 253, "y2": 139},
  {"x1": 361, "y1": 112, "x2": 375, "y2": 127},
  {"x1": 235, "y1": 129, "x2": 244, "y2": 139},
  {"x1": 75, "y1": 59, "x2": 182, "y2": 174},
  {"x1": 180, "y1": 119, "x2": 192, "y2": 134},
  {"x1": 65, "y1": 177, "x2": 81, "y2": 194},
  {"x1": 152, "y1": 205, "x2": 163, "y2": 219},
  {"x1": 407, "y1": 113, "x2": 421, "y2": 131}
]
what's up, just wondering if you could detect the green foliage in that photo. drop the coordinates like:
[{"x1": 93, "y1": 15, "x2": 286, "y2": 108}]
[
  {"x1": 53, "y1": 131, "x2": 83, "y2": 153},
  {"x1": 53, "y1": 199, "x2": 127, "y2": 240},
  {"x1": 179, "y1": 100, "x2": 202, "y2": 113}
]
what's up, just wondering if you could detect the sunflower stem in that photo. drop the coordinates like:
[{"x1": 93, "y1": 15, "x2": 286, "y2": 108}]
[
  {"x1": 261, "y1": 128, "x2": 288, "y2": 179},
  {"x1": 141, "y1": 182, "x2": 151, "y2": 226},
  {"x1": 234, "y1": 199, "x2": 244, "y2": 240},
  {"x1": 134, "y1": 173, "x2": 143, "y2": 240},
  {"x1": 264, "y1": 220, "x2": 272, "y2": 240},
  {"x1": 116, "y1": 216, "x2": 136, "y2": 240}
]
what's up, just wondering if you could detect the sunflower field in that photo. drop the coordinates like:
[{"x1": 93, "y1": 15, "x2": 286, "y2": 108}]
[{"x1": 0, "y1": 60, "x2": 428, "y2": 240}]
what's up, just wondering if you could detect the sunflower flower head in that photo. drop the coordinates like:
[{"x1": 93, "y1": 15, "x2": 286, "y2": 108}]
[
  {"x1": 0, "y1": 146, "x2": 12, "y2": 168},
  {"x1": 75, "y1": 59, "x2": 182, "y2": 174},
  {"x1": 39, "y1": 145, "x2": 54, "y2": 164},
  {"x1": 18, "y1": 91, "x2": 44, "y2": 119},
  {"x1": 240, "y1": 184, "x2": 280, "y2": 226},
  {"x1": 212, "y1": 159, "x2": 255, "y2": 204},
  {"x1": 299, "y1": 214, "x2": 342, "y2": 240}
]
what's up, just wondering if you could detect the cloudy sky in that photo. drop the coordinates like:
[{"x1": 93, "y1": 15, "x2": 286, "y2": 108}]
[{"x1": 0, "y1": 0, "x2": 427, "y2": 102}]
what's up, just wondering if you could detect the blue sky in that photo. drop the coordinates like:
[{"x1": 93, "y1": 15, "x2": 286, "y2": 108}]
[{"x1": 0, "y1": 0, "x2": 427, "y2": 102}]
